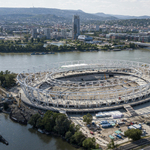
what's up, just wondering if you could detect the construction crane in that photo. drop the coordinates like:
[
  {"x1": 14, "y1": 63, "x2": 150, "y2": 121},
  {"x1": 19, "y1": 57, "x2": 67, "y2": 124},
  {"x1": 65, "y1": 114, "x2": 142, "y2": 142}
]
[{"x1": 18, "y1": 93, "x2": 21, "y2": 108}]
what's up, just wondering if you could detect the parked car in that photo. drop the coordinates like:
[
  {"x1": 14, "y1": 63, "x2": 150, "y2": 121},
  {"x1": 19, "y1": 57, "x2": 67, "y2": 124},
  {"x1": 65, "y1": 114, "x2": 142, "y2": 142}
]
[{"x1": 90, "y1": 131, "x2": 94, "y2": 135}]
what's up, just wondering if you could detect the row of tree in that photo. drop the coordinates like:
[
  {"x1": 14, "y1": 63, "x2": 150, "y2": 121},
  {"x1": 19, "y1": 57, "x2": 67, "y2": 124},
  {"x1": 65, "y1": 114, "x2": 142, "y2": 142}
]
[
  {"x1": 28, "y1": 111, "x2": 99, "y2": 150},
  {"x1": 101, "y1": 43, "x2": 136, "y2": 50},
  {"x1": 0, "y1": 70, "x2": 16, "y2": 88},
  {"x1": 0, "y1": 42, "x2": 98, "y2": 53}
]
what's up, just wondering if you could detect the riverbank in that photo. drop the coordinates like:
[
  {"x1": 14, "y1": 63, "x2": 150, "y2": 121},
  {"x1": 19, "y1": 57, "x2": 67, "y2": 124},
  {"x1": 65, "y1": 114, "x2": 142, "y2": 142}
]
[
  {"x1": 0, "y1": 96, "x2": 81, "y2": 149},
  {"x1": 0, "y1": 83, "x2": 99, "y2": 150},
  {"x1": 0, "y1": 85, "x2": 84, "y2": 149},
  {"x1": 0, "y1": 113, "x2": 78, "y2": 150},
  {"x1": 0, "y1": 48, "x2": 140, "y2": 55}
]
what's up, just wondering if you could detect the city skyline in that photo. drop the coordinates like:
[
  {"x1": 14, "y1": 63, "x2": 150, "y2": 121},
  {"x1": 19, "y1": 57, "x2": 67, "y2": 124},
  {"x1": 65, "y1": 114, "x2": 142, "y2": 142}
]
[{"x1": 0, "y1": 0, "x2": 150, "y2": 16}]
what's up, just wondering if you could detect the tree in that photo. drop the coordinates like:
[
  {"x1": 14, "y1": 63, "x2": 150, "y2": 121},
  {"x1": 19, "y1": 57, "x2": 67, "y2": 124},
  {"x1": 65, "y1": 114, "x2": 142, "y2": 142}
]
[
  {"x1": 30, "y1": 38, "x2": 33, "y2": 43},
  {"x1": 0, "y1": 75, "x2": 5, "y2": 85},
  {"x1": 70, "y1": 134, "x2": 76, "y2": 144},
  {"x1": 42, "y1": 110, "x2": 56, "y2": 132},
  {"x1": 83, "y1": 113, "x2": 93, "y2": 124},
  {"x1": 40, "y1": 36, "x2": 46, "y2": 43},
  {"x1": 0, "y1": 71, "x2": 16, "y2": 88},
  {"x1": 4, "y1": 70, "x2": 11, "y2": 75},
  {"x1": 3, "y1": 102, "x2": 9, "y2": 110},
  {"x1": 54, "y1": 114, "x2": 71, "y2": 136},
  {"x1": 24, "y1": 36, "x2": 28, "y2": 43},
  {"x1": 36, "y1": 118, "x2": 44, "y2": 129},
  {"x1": 107, "y1": 139, "x2": 116, "y2": 149},
  {"x1": 82, "y1": 137, "x2": 96, "y2": 150},
  {"x1": 73, "y1": 131, "x2": 86, "y2": 146},
  {"x1": 65, "y1": 131, "x2": 73, "y2": 142},
  {"x1": 37, "y1": 38, "x2": 40, "y2": 43},
  {"x1": 129, "y1": 43, "x2": 136, "y2": 48},
  {"x1": 28, "y1": 114, "x2": 41, "y2": 128},
  {"x1": 4, "y1": 74, "x2": 16, "y2": 87},
  {"x1": 69, "y1": 123, "x2": 80, "y2": 134},
  {"x1": 125, "y1": 129, "x2": 142, "y2": 141}
]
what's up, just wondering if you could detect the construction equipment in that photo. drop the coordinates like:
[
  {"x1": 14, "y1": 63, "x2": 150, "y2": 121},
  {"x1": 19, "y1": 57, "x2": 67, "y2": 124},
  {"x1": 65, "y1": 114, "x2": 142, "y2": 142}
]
[
  {"x1": 18, "y1": 93, "x2": 21, "y2": 108},
  {"x1": 115, "y1": 124, "x2": 120, "y2": 128}
]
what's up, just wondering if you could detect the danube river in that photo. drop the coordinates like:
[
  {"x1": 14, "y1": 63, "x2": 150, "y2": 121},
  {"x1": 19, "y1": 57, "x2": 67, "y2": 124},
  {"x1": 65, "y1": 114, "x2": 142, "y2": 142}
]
[
  {"x1": 0, "y1": 114, "x2": 79, "y2": 150},
  {"x1": 0, "y1": 48, "x2": 150, "y2": 150},
  {"x1": 0, "y1": 49, "x2": 150, "y2": 73}
]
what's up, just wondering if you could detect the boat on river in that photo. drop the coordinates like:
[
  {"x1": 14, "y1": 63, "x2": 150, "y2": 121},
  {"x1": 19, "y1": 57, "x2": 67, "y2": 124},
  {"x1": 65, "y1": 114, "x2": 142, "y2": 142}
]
[
  {"x1": 113, "y1": 49, "x2": 121, "y2": 51},
  {"x1": 38, "y1": 129, "x2": 44, "y2": 133},
  {"x1": 126, "y1": 48, "x2": 133, "y2": 51},
  {"x1": 31, "y1": 52, "x2": 36, "y2": 55},
  {"x1": 31, "y1": 52, "x2": 55, "y2": 55}
]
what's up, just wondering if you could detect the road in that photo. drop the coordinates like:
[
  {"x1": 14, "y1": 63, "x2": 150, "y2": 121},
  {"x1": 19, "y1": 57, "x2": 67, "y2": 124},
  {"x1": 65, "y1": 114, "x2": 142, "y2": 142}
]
[
  {"x1": 119, "y1": 137, "x2": 150, "y2": 150},
  {"x1": 141, "y1": 145, "x2": 150, "y2": 150}
]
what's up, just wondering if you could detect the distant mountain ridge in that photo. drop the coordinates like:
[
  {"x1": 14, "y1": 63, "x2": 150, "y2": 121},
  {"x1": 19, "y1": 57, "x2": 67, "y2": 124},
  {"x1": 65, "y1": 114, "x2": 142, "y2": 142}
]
[
  {"x1": 95, "y1": 12, "x2": 150, "y2": 19},
  {"x1": 0, "y1": 8, "x2": 149, "y2": 22},
  {"x1": 0, "y1": 8, "x2": 117, "y2": 22}
]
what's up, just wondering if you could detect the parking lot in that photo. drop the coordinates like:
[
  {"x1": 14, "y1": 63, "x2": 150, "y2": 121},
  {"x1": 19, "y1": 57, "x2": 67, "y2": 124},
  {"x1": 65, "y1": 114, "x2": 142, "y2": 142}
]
[{"x1": 69, "y1": 111, "x2": 150, "y2": 148}]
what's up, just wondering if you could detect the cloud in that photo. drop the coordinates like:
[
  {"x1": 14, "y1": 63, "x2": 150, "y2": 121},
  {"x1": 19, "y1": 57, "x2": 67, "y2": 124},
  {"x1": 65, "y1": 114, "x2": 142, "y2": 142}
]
[{"x1": 120, "y1": 0, "x2": 138, "y2": 2}]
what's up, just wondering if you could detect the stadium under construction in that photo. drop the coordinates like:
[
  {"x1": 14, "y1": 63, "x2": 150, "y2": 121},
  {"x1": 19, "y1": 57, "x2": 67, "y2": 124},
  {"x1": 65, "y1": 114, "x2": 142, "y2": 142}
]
[{"x1": 17, "y1": 59, "x2": 150, "y2": 113}]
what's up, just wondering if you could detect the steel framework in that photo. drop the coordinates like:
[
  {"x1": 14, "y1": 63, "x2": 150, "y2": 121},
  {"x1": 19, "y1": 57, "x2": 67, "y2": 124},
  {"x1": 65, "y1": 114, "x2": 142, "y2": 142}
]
[{"x1": 17, "y1": 59, "x2": 150, "y2": 110}]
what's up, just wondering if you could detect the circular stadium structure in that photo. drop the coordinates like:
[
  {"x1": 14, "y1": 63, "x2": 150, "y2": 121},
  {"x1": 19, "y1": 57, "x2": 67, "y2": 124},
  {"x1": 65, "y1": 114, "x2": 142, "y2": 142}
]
[{"x1": 17, "y1": 59, "x2": 150, "y2": 113}]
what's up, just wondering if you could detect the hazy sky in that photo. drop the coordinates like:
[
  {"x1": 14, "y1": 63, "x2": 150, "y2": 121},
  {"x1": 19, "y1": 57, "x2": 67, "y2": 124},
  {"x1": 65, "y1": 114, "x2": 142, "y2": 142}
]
[{"x1": 0, "y1": 0, "x2": 149, "y2": 16}]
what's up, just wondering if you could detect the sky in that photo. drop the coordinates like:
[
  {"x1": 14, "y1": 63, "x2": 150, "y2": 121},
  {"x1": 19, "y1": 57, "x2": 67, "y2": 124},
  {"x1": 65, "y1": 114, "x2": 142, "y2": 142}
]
[{"x1": 0, "y1": 0, "x2": 149, "y2": 16}]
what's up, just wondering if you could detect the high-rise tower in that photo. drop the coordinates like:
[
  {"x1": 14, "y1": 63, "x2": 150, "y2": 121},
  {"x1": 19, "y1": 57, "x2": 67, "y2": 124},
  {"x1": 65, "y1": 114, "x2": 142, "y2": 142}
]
[
  {"x1": 44, "y1": 28, "x2": 51, "y2": 39},
  {"x1": 72, "y1": 15, "x2": 80, "y2": 40},
  {"x1": 32, "y1": 28, "x2": 37, "y2": 39}
]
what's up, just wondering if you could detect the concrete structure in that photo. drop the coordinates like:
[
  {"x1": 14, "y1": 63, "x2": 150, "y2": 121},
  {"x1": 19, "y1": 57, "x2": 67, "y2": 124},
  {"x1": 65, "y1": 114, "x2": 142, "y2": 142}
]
[
  {"x1": 72, "y1": 15, "x2": 80, "y2": 40},
  {"x1": 44, "y1": 28, "x2": 51, "y2": 39},
  {"x1": 78, "y1": 35, "x2": 93, "y2": 41},
  {"x1": 96, "y1": 25, "x2": 99, "y2": 31},
  {"x1": 61, "y1": 29, "x2": 66, "y2": 38},
  {"x1": 132, "y1": 42, "x2": 150, "y2": 47},
  {"x1": 17, "y1": 60, "x2": 150, "y2": 113},
  {"x1": 32, "y1": 28, "x2": 37, "y2": 39}
]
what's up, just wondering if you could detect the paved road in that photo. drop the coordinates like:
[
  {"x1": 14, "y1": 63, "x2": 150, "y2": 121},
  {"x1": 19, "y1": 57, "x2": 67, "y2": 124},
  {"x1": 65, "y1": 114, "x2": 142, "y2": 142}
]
[
  {"x1": 0, "y1": 87, "x2": 9, "y2": 96},
  {"x1": 141, "y1": 145, "x2": 150, "y2": 150},
  {"x1": 119, "y1": 137, "x2": 150, "y2": 150}
]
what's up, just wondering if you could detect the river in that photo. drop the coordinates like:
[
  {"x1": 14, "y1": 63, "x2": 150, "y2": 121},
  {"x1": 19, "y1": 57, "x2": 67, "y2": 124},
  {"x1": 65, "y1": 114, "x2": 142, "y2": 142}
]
[
  {"x1": 0, "y1": 114, "x2": 79, "y2": 150},
  {"x1": 0, "y1": 49, "x2": 150, "y2": 73},
  {"x1": 0, "y1": 48, "x2": 150, "y2": 150}
]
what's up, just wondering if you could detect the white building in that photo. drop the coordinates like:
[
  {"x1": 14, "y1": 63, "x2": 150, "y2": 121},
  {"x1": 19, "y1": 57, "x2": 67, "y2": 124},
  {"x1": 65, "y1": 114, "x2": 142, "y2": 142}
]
[
  {"x1": 61, "y1": 29, "x2": 66, "y2": 38},
  {"x1": 78, "y1": 35, "x2": 93, "y2": 41}
]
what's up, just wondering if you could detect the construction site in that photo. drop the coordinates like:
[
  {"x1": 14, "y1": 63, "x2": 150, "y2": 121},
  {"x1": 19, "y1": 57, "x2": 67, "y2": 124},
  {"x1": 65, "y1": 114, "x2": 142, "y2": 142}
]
[
  {"x1": 16, "y1": 59, "x2": 150, "y2": 113},
  {"x1": 1, "y1": 59, "x2": 150, "y2": 149},
  {"x1": 0, "y1": 86, "x2": 37, "y2": 125}
]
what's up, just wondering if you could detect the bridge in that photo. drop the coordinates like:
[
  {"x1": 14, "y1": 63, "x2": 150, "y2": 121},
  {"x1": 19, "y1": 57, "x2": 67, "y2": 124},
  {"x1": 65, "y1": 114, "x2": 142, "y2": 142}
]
[{"x1": 131, "y1": 42, "x2": 150, "y2": 47}]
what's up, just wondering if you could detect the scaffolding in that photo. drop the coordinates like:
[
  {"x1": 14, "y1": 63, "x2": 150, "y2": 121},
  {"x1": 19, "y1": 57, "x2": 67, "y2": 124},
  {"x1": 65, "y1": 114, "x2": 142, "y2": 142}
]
[{"x1": 17, "y1": 59, "x2": 150, "y2": 110}]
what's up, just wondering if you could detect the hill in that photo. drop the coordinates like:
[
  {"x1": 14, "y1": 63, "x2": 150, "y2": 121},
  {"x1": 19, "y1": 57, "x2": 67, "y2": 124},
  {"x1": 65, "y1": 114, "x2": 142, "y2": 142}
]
[{"x1": 0, "y1": 7, "x2": 117, "y2": 22}]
